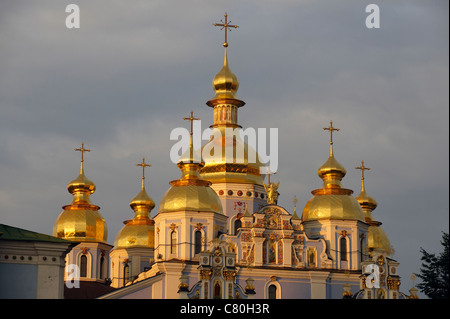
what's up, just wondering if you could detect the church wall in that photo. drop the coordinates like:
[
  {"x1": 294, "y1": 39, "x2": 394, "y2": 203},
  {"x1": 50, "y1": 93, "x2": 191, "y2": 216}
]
[{"x1": 0, "y1": 263, "x2": 37, "y2": 298}]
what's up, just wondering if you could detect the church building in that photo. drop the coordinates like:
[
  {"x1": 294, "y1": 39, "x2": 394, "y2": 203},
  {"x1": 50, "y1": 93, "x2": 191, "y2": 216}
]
[{"x1": 48, "y1": 14, "x2": 418, "y2": 300}]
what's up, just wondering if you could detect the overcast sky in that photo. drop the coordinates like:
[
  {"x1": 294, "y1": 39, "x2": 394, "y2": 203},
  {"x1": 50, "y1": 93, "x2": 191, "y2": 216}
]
[{"x1": 0, "y1": 0, "x2": 448, "y2": 298}]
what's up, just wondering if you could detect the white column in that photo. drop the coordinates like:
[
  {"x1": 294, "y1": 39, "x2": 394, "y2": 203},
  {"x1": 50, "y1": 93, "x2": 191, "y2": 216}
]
[{"x1": 309, "y1": 271, "x2": 329, "y2": 299}]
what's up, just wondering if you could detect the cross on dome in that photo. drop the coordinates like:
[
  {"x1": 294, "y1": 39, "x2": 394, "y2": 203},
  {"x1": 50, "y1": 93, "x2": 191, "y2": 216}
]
[{"x1": 213, "y1": 13, "x2": 239, "y2": 47}]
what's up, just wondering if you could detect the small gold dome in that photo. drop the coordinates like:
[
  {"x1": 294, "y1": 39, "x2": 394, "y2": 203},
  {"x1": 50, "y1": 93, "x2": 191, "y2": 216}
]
[
  {"x1": 159, "y1": 147, "x2": 223, "y2": 214},
  {"x1": 114, "y1": 158, "x2": 156, "y2": 249},
  {"x1": 302, "y1": 193, "x2": 365, "y2": 222},
  {"x1": 211, "y1": 47, "x2": 239, "y2": 100},
  {"x1": 200, "y1": 126, "x2": 264, "y2": 185},
  {"x1": 355, "y1": 188, "x2": 378, "y2": 212},
  {"x1": 368, "y1": 222, "x2": 391, "y2": 254},
  {"x1": 302, "y1": 125, "x2": 364, "y2": 222},
  {"x1": 53, "y1": 161, "x2": 107, "y2": 243},
  {"x1": 353, "y1": 166, "x2": 390, "y2": 254}
]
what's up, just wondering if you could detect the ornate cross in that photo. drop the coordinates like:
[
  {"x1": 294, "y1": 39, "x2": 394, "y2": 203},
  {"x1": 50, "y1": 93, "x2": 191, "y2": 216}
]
[
  {"x1": 183, "y1": 110, "x2": 199, "y2": 136},
  {"x1": 355, "y1": 160, "x2": 370, "y2": 181},
  {"x1": 136, "y1": 157, "x2": 151, "y2": 180},
  {"x1": 74, "y1": 142, "x2": 90, "y2": 162},
  {"x1": 323, "y1": 121, "x2": 340, "y2": 146},
  {"x1": 213, "y1": 13, "x2": 239, "y2": 47}
]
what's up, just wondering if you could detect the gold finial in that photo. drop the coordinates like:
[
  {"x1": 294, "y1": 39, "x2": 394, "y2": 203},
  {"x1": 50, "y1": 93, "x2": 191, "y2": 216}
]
[
  {"x1": 213, "y1": 12, "x2": 239, "y2": 47},
  {"x1": 323, "y1": 121, "x2": 340, "y2": 156},
  {"x1": 136, "y1": 157, "x2": 151, "y2": 188},
  {"x1": 355, "y1": 160, "x2": 370, "y2": 192},
  {"x1": 293, "y1": 195, "x2": 298, "y2": 213}
]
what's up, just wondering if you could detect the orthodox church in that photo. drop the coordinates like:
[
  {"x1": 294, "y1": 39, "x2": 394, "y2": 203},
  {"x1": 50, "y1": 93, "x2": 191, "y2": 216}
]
[{"x1": 50, "y1": 14, "x2": 418, "y2": 300}]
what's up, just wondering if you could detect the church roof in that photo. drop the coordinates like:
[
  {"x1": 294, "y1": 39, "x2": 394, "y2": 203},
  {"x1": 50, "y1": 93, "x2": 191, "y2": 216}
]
[{"x1": 0, "y1": 224, "x2": 75, "y2": 244}]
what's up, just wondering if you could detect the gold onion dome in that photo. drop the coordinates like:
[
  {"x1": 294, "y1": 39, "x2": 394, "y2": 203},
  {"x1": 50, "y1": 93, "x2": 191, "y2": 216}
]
[
  {"x1": 201, "y1": 15, "x2": 264, "y2": 185},
  {"x1": 210, "y1": 47, "x2": 240, "y2": 100},
  {"x1": 114, "y1": 158, "x2": 155, "y2": 249},
  {"x1": 53, "y1": 143, "x2": 107, "y2": 243},
  {"x1": 354, "y1": 162, "x2": 390, "y2": 254},
  {"x1": 159, "y1": 113, "x2": 223, "y2": 214},
  {"x1": 301, "y1": 122, "x2": 365, "y2": 222}
]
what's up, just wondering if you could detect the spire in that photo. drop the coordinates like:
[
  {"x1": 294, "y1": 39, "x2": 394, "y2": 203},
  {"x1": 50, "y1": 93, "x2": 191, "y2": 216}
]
[
  {"x1": 208, "y1": 13, "x2": 244, "y2": 107},
  {"x1": 318, "y1": 121, "x2": 347, "y2": 188},
  {"x1": 173, "y1": 111, "x2": 209, "y2": 186},
  {"x1": 291, "y1": 195, "x2": 300, "y2": 220},
  {"x1": 355, "y1": 161, "x2": 378, "y2": 218},
  {"x1": 67, "y1": 142, "x2": 96, "y2": 204},
  {"x1": 129, "y1": 157, "x2": 155, "y2": 219}
]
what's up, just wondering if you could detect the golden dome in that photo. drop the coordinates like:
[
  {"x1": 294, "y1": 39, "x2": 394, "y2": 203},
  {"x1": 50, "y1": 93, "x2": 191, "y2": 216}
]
[
  {"x1": 159, "y1": 118, "x2": 223, "y2": 215},
  {"x1": 114, "y1": 160, "x2": 155, "y2": 249},
  {"x1": 211, "y1": 47, "x2": 240, "y2": 100},
  {"x1": 368, "y1": 223, "x2": 391, "y2": 254},
  {"x1": 201, "y1": 44, "x2": 264, "y2": 185},
  {"x1": 301, "y1": 122, "x2": 365, "y2": 222},
  {"x1": 200, "y1": 126, "x2": 265, "y2": 185},
  {"x1": 53, "y1": 155, "x2": 107, "y2": 243},
  {"x1": 354, "y1": 162, "x2": 390, "y2": 254}
]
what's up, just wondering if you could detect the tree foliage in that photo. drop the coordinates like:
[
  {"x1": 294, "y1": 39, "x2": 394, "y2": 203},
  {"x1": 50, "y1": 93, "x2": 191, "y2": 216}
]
[{"x1": 417, "y1": 232, "x2": 449, "y2": 299}]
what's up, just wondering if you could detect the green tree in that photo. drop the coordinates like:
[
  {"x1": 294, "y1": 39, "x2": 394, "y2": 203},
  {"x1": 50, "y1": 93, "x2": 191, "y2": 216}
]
[{"x1": 417, "y1": 232, "x2": 449, "y2": 299}]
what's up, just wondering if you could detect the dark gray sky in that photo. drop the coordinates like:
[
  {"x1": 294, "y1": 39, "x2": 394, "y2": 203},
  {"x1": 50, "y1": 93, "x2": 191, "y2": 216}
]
[{"x1": 0, "y1": 0, "x2": 448, "y2": 298}]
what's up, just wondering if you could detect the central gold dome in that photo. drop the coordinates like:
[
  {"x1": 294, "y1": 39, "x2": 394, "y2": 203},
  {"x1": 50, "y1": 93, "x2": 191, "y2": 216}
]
[
  {"x1": 200, "y1": 126, "x2": 265, "y2": 185},
  {"x1": 200, "y1": 45, "x2": 264, "y2": 186}
]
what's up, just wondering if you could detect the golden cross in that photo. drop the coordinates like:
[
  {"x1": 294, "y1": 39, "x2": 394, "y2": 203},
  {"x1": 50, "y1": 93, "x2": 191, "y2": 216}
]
[
  {"x1": 74, "y1": 142, "x2": 90, "y2": 162},
  {"x1": 183, "y1": 110, "x2": 200, "y2": 136},
  {"x1": 266, "y1": 167, "x2": 277, "y2": 184},
  {"x1": 323, "y1": 120, "x2": 340, "y2": 145},
  {"x1": 136, "y1": 157, "x2": 151, "y2": 180},
  {"x1": 213, "y1": 13, "x2": 239, "y2": 47},
  {"x1": 355, "y1": 160, "x2": 370, "y2": 180}
]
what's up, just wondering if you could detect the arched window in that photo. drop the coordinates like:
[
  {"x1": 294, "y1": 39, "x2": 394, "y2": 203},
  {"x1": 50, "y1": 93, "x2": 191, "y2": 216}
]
[
  {"x1": 194, "y1": 230, "x2": 202, "y2": 254},
  {"x1": 214, "y1": 281, "x2": 222, "y2": 299},
  {"x1": 171, "y1": 231, "x2": 177, "y2": 254},
  {"x1": 234, "y1": 219, "x2": 242, "y2": 235},
  {"x1": 340, "y1": 237, "x2": 347, "y2": 261},
  {"x1": 268, "y1": 284, "x2": 277, "y2": 299},
  {"x1": 308, "y1": 249, "x2": 316, "y2": 267},
  {"x1": 123, "y1": 263, "x2": 130, "y2": 286},
  {"x1": 80, "y1": 255, "x2": 87, "y2": 277},
  {"x1": 99, "y1": 256, "x2": 105, "y2": 279}
]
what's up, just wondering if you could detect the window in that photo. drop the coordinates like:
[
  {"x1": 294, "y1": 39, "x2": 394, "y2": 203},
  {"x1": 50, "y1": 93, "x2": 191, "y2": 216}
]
[
  {"x1": 123, "y1": 263, "x2": 130, "y2": 286},
  {"x1": 360, "y1": 237, "x2": 365, "y2": 262},
  {"x1": 214, "y1": 282, "x2": 221, "y2": 299},
  {"x1": 340, "y1": 237, "x2": 347, "y2": 261},
  {"x1": 80, "y1": 255, "x2": 87, "y2": 277},
  {"x1": 194, "y1": 230, "x2": 202, "y2": 254},
  {"x1": 268, "y1": 284, "x2": 277, "y2": 299},
  {"x1": 234, "y1": 219, "x2": 242, "y2": 235},
  {"x1": 99, "y1": 256, "x2": 105, "y2": 279},
  {"x1": 171, "y1": 231, "x2": 177, "y2": 254}
]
